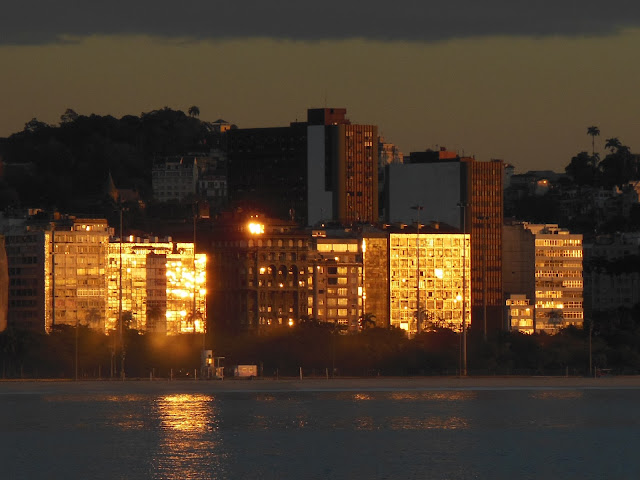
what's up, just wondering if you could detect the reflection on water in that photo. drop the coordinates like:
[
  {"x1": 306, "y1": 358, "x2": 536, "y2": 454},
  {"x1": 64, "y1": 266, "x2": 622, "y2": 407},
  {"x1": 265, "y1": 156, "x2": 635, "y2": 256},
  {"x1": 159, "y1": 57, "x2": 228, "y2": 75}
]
[
  {"x1": 354, "y1": 416, "x2": 375, "y2": 430},
  {"x1": 157, "y1": 394, "x2": 213, "y2": 432},
  {"x1": 4, "y1": 385, "x2": 640, "y2": 480},
  {"x1": 352, "y1": 393, "x2": 373, "y2": 401},
  {"x1": 530, "y1": 390, "x2": 584, "y2": 400},
  {"x1": 389, "y1": 415, "x2": 470, "y2": 430},
  {"x1": 389, "y1": 390, "x2": 477, "y2": 401},
  {"x1": 45, "y1": 394, "x2": 148, "y2": 403},
  {"x1": 254, "y1": 393, "x2": 276, "y2": 402},
  {"x1": 152, "y1": 393, "x2": 227, "y2": 480}
]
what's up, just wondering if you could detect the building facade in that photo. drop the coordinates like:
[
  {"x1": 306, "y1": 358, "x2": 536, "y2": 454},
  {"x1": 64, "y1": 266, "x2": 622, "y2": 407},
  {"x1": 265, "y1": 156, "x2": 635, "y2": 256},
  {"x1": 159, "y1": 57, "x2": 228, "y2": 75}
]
[
  {"x1": 2, "y1": 214, "x2": 205, "y2": 334},
  {"x1": 3, "y1": 216, "x2": 110, "y2": 332},
  {"x1": 227, "y1": 108, "x2": 378, "y2": 227},
  {"x1": 387, "y1": 227, "x2": 470, "y2": 335},
  {"x1": 152, "y1": 157, "x2": 199, "y2": 202},
  {"x1": 503, "y1": 223, "x2": 583, "y2": 333},
  {"x1": 106, "y1": 238, "x2": 206, "y2": 335},
  {"x1": 205, "y1": 214, "x2": 309, "y2": 331},
  {"x1": 308, "y1": 233, "x2": 363, "y2": 332},
  {"x1": 385, "y1": 153, "x2": 503, "y2": 332}
]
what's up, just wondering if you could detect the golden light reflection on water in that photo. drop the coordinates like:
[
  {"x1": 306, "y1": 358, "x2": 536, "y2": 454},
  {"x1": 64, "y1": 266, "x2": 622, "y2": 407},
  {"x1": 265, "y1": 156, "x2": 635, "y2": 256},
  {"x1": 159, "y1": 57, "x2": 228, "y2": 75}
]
[
  {"x1": 354, "y1": 416, "x2": 375, "y2": 430},
  {"x1": 255, "y1": 394, "x2": 276, "y2": 402},
  {"x1": 157, "y1": 394, "x2": 212, "y2": 432},
  {"x1": 152, "y1": 393, "x2": 225, "y2": 480},
  {"x1": 352, "y1": 393, "x2": 373, "y2": 401},
  {"x1": 530, "y1": 390, "x2": 584, "y2": 400},
  {"x1": 45, "y1": 394, "x2": 148, "y2": 403},
  {"x1": 389, "y1": 391, "x2": 477, "y2": 401},
  {"x1": 389, "y1": 416, "x2": 470, "y2": 430}
]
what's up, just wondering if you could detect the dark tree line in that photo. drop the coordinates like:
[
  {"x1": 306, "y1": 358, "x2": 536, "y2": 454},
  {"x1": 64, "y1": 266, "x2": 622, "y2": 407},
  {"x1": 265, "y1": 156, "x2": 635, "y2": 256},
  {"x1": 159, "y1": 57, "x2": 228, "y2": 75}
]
[
  {"x1": 0, "y1": 107, "x2": 225, "y2": 214},
  {"x1": 4, "y1": 318, "x2": 640, "y2": 379},
  {"x1": 565, "y1": 128, "x2": 640, "y2": 188}
]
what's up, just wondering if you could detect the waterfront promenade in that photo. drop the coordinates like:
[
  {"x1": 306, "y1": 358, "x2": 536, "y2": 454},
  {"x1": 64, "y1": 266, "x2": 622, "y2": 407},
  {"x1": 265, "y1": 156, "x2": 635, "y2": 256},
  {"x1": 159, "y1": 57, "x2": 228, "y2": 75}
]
[{"x1": 3, "y1": 375, "x2": 640, "y2": 394}]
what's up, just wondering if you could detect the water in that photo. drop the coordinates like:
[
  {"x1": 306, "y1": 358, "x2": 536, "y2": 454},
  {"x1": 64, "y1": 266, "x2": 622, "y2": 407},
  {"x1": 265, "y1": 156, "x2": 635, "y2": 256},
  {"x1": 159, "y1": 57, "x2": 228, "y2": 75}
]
[{"x1": 1, "y1": 380, "x2": 640, "y2": 479}]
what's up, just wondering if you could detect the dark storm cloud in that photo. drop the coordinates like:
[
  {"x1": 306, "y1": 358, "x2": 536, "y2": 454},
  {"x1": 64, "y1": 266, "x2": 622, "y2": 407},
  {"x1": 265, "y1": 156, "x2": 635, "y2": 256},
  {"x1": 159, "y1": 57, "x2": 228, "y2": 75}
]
[{"x1": 3, "y1": 0, "x2": 640, "y2": 45}]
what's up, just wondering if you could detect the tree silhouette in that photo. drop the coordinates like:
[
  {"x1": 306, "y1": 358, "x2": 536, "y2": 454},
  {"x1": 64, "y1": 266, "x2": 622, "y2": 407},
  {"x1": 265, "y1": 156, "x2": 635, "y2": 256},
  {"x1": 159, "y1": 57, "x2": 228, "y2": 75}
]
[
  {"x1": 605, "y1": 137, "x2": 622, "y2": 153},
  {"x1": 188, "y1": 105, "x2": 200, "y2": 118},
  {"x1": 600, "y1": 139, "x2": 637, "y2": 187},
  {"x1": 587, "y1": 126, "x2": 600, "y2": 156},
  {"x1": 23, "y1": 118, "x2": 49, "y2": 133},
  {"x1": 60, "y1": 108, "x2": 79, "y2": 125},
  {"x1": 565, "y1": 151, "x2": 598, "y2": 185},
  {"x1": 359, "y1": 313, "x2": 377, "y2": 330}
]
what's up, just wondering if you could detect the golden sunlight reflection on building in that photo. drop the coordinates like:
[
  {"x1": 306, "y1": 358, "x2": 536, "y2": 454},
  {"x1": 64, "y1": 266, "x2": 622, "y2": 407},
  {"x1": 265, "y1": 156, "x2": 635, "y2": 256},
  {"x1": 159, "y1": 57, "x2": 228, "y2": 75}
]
[
  {"x1": 106, "y1": 241, "x2": 206, "y2": 335},
  {"x1": 152, "y1": 394, "x2": 225, "y2": 479}
]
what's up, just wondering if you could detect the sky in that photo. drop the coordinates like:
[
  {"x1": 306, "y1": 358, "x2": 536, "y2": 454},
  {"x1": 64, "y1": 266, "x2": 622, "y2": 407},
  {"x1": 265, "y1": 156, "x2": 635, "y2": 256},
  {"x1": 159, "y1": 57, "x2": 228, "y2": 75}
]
[{"x1": 2, "y1": 1, "x2": 640, "y2": 172}]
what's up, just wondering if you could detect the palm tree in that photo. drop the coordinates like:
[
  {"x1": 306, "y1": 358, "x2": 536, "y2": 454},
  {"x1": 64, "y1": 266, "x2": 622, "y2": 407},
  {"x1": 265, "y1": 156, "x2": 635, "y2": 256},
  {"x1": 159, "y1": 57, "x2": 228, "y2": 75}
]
[
  {"x1": 188, "y1": 105, "x2": 200, "y2": 118},
  {"x1": 359, "y1": 313, "x2": 377, "y2": 330},
  {"x1": 587, "y1": 126, "x2": 600, "y2": 156},
  {"x1": 605, "y1": 137, "x2": 621, "y2": 153}
]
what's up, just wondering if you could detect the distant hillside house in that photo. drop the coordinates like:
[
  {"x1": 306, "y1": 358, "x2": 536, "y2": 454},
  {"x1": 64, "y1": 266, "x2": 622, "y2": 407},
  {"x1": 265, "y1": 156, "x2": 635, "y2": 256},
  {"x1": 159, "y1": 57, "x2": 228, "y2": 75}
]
[{"x1": 152, "y1": 157, "x2": 198, "y2": 203}]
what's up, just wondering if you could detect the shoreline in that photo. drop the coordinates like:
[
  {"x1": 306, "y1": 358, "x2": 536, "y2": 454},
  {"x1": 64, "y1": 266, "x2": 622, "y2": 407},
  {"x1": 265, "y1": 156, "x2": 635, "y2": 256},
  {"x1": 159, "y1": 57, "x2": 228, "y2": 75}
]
[{"x1": 3, "y1": 375, "x2": 640, "y2": 393}]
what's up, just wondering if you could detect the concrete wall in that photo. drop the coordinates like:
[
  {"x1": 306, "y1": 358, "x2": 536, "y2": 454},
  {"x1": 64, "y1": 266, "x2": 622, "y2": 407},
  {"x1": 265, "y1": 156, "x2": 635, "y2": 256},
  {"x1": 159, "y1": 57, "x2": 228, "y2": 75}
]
[
  {"x1": 307, "y1": 125, "x2": 333, "y2": 226},
  {"x1": 386, "y1": 162, "x2": 463, "y2": 228}
]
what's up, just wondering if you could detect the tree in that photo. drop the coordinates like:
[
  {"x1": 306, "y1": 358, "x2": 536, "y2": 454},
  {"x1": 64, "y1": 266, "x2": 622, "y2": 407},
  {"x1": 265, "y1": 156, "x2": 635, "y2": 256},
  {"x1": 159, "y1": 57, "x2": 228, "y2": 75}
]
[
  {"x1": 548, "y1": 309, "x2": 564, "y2": 331},
  {"x1": 565, "y1": 151, "x2": 598, "y2": 185},
  {"x1": 60, "y1": 108, "x2": 79, "y2": 124},
  {"x1": 599, "y1": 140, "x2": 638, "y2": 187},
  {"x1": 359, "y1": 313, "x2": 376, "y2": 330},
  {"x1": 587, "y1": 126, "x2": 600, "y2": 157},
  {"x1": 605, "y1": 137, "x2": 622, "y2": 153},
  {"x1": 23, "y1": 117, "x2": 49, "y2": 133},
  {"x1": 188, "y1": 105, "x2": 200, "y2": 118}
]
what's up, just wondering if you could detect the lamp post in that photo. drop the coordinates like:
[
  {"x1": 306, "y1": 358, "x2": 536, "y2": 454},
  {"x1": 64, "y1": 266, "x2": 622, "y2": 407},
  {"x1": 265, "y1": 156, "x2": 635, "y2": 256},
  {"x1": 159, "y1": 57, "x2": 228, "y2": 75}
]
[
  {"x1": 411, "y1": 205, "x2": 423, "y2": 336},
  {"x1": 457, "y1": 202, "x2": 468, "y2": 376}
]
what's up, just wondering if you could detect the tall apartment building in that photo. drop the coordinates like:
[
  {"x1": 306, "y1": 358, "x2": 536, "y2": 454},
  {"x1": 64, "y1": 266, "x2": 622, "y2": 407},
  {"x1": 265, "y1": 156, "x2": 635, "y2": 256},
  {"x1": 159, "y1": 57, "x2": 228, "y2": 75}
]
[
  {"x1": 308, "y1": 232, "x2": 363, "y2": 332},
  {"x1": 106, "y1": 238, "x2": 206, "y2": 335},
  {"x1": 226, "y1": 124, "x2": 308, "y2": 222},
  {"x1": 2, "y1": 214, "x2": 205, "y2": 334},
  {"x1": 204, "y1": 213, "x2": 309, "y2": 331},
  {"x1": 385, "y1": 152, "x2": 503, "y2": 332},
  {"x1": 3, "y1": 216, "x2": 110, "y2": 332},
  {"x1": 386, "y1": 225, "x2": 470, "y2": 335},
  {"x1": 307, "y1": 108, "x2": 378, "y2": 225},
  {"x1": 226, "y1": 108, "x2": 378, "y2": 226},
  {"x1": 503, "y1": 223, "x2": 583, "y2": 333}
]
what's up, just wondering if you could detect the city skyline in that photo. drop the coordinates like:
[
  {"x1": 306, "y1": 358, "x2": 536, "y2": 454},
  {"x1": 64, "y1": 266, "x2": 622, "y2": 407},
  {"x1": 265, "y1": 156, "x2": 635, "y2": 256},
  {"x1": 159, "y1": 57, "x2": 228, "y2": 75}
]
[{"x1": 2, "y1": 2, "x2": 640, "y2": 173}]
